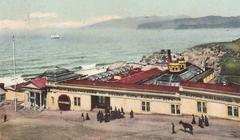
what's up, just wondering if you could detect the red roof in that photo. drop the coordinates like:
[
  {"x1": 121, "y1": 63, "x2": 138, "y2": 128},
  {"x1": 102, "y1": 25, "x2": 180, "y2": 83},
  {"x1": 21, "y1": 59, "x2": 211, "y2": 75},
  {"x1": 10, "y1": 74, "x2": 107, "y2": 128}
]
[
  {"x1": 10, "y1": 82, "x2": 27, "y2": 90},
  {"x1": 62, "y1": 79, "x2": 179, "y2": 93},
  {"x1": 31, "y1": 78, "x2": 47, "y2": 89},
  {"x1": 9, "y1": 78, "x2": 47, "y2": 91},
  {"x1": 181, "y1": 81, "x2": 240, "y2": 95},
  {"x1": 116, "y1": 68, "x2": 161, "y2": 84}
]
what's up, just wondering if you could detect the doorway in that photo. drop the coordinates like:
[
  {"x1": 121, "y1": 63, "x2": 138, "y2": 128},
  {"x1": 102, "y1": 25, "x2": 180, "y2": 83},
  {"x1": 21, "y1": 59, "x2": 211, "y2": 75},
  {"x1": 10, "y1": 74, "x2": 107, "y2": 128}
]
[
  {"x1": 58, "y1": 94, "x2": 71, "y2": 111},
  {"x1": 91, "y1": 96, "x2": 110, "y2": 109}
]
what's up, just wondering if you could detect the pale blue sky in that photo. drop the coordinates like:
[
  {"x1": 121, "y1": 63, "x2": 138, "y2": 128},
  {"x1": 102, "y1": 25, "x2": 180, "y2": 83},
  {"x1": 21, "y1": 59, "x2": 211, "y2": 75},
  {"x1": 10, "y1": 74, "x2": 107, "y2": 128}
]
[
  {"x1": 1, "y1": 0, "x2": 240, "y2": 20},
  {"x1": 0, "y1": 0, "x2": 239, "y2": 29}
]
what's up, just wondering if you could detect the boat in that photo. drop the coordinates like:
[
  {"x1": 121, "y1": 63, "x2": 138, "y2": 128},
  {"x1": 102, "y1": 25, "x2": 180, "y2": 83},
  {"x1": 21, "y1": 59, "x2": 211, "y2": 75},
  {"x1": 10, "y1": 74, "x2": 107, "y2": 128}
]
[{"x1": 51, "y1": 34, "x2": 60, "y2": 39}]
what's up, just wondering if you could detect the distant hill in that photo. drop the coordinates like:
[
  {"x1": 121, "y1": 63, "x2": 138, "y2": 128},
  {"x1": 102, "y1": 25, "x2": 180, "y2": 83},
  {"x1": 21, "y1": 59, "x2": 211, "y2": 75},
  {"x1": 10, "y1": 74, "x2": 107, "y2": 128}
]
[
  {"x1": 137, "y1": 16, "x2": 240, "y2": 29},
  {"x1": 87, "y1": 15, "x2": 190, "y2": 29}
]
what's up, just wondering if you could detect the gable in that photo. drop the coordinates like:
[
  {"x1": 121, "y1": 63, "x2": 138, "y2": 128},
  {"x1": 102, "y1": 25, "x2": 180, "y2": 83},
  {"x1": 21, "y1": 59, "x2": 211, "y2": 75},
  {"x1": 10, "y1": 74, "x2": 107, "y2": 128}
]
[{"x1": 24, "y1": 83, "x2": 39, "y2": 89}]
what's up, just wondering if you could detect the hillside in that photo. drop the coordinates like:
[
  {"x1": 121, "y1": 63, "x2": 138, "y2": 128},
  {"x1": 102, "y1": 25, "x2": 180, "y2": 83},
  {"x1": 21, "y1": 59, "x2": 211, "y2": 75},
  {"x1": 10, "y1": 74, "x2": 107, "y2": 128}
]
[
  {"x1": 185, "y1": 38, "x2": 240, "y2": 85},
  {"x1": 87, "y1": 15, "x2": 190, "y2": 29},
  {"x1": 137, "y1": 16, "x2": 240, "y2": 29}
]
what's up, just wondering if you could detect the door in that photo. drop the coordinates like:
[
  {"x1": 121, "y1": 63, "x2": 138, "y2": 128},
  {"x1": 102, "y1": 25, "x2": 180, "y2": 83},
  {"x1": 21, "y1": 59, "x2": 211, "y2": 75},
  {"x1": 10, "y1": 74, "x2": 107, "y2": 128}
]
[{"x1": 58, "y1": 95, "x2": 71, "y2": 111}]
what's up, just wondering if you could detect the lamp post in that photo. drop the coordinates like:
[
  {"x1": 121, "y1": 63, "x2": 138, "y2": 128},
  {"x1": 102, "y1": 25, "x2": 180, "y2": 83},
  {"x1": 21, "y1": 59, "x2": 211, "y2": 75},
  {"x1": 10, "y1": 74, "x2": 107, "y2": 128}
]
[{"x1": 12, "y1": 35, "x2": 17, "y2": 112}]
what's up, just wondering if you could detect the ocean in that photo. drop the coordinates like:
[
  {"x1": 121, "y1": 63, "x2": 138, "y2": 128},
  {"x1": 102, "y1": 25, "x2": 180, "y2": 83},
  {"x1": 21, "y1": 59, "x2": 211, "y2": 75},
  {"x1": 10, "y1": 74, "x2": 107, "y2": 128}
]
[{"x1": 1, "y1": 28, "x2": 240, "y2": 85}]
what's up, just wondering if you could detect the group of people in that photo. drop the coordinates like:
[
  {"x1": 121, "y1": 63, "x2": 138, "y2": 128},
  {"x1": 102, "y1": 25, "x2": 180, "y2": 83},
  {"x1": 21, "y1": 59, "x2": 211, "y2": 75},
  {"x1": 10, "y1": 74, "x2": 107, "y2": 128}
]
[
  {"x1": 97, "y1": 106, "x2": 134, "y2": 123},
  {"x1": 191, "y1": 114, "x2": 209, "y2": 128},
  {"x1": 81, "y1": 113, "x2": 90, "y2": 121},
  {"x1": 172, "y1": 114, "x2": 210, "y2": 135}
]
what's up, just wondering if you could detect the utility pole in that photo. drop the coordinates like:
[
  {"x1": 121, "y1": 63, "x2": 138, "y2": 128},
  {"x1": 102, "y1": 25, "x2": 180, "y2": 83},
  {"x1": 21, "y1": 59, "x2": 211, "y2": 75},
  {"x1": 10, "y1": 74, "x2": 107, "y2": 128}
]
[{"x1": 12, "y1": 35, "x2": 17, "y2": 112}]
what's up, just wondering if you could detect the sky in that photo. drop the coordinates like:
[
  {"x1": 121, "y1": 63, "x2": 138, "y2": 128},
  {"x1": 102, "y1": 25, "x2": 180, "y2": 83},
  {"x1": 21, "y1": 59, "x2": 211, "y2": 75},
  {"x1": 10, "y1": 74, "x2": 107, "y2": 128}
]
[{"x1": 0, "y1": 0, "x2": 239, "y2": 30}]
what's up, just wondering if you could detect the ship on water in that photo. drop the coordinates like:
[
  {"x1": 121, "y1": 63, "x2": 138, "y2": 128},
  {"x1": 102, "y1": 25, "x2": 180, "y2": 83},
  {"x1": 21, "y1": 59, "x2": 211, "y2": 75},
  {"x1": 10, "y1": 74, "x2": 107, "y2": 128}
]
[{"x1": 50, "y1": 34, "x2": 60, "y2": 39}]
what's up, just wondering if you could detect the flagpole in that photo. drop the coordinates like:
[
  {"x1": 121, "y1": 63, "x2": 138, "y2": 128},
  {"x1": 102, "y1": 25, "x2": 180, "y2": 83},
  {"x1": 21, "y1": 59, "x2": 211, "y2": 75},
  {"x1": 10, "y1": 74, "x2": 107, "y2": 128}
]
[{"x1": 12, "y1": 35, "x2": 17, "y2": 112}]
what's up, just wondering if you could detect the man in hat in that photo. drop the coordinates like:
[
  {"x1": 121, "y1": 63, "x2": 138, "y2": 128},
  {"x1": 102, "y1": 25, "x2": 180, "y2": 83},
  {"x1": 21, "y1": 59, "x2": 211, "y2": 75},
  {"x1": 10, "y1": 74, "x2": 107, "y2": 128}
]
[
  {"x1": 191, "y1": 114, "x2": 196, "y2": 124},
  {"x1": 86, "y1": 113, "x2": 90, "y2": 120},
  {"x1": 81, "y1": 113, "x2": 85, "y2": 121},
  {"x1": 204, "y1": 115, "x2": 209, "y2": 126},
  {"x1": 3, "y1": 114, "x2": 7, "y2": 122},
  {"x1": 130, "y1": 110, "x2": 134, "y2": 118},
  {"x1": 172, "y1": 123, "x2": 176, "y2": 134}
]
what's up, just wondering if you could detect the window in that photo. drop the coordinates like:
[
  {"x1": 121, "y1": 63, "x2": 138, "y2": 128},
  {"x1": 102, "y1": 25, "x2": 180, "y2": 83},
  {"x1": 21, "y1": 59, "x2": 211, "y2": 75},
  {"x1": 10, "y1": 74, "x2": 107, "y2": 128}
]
[
  {"x1": 146, "y1": 102, "x2": 150, "y2": 111},
  {"x1": 142, "y1": 101, "x2": 150, "y2": 112},
  {"x1": 228, "y1": 106, "x2": 239, "y2": 117},
  {"x1": 197, "y1": 102, "x2": 201, "y2": 112},
  {"x1": 171, "y1": 105, "x2": 175, "y2": 114},
  {"x1": 197, "y1": 101, "x2": 207, "y2": 113},
  {"x1": 202, "y1": 102, "x2": 207, "y2": 113},
  {"x1": 176, "y1": 105, "x2": 180, "y2": 114},
  {"x1": 171, "y1": 104, "x2": 180, "y2": 114},
  {"x1": 0, "y1": 94, "x2": 5, "y2": 102},
  {"x1": 228, "y1": 106, "x2": 232, "y2": 116},
  {"x1": 99, "y1": 96, "x2": 105, "y2": 104},
  {"x1": 234, "y1": 107, "x2": 239, "y2": 117},
  {"x1": 74, "y1": 97, "x2": 81, "y2": 106},
  {"x1": 142, "y1": 101, "x2": 146, "y2": 111}
]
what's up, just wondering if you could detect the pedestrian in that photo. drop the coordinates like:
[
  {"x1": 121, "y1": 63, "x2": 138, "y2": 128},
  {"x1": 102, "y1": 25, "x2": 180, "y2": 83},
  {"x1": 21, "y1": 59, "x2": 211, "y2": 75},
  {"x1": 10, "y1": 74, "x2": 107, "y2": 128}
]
[
  {"x1": 172, "y1": 123, "x2": 176, "y2": 134},
  {"x1": 99, "y1": 111, "x2": 103, "y2": 123},
  {"x1": 121, "y1": 107, "x2": 125, "y2": 115},
  {"x1": 204, "y1": 115, "x2": 209, "y2": 126},
  {"x1": 104, "y1": 113, "x2": 110, "y2": 123},
  {"x1": 198, "y1": 117, "x2": 204, "y2": 128},
  {"x1": 3, "y1": 114, "x2": 7, "y2": 122},
  {"x1": 86, "y1": 113, "x2": 90, "y2": 120},
  {"x1": 97, "y1": 111, "x2": 100, "y2": 121},
  {"x1": 130, "y1": 110, "x2": 134, "y2": 118},
  {"x1": 81, "y1": 113, "x2": 85, "y2": 121},
  {"x1": 117, "y1": 109, "x2": 121, "y2": 119},
  {"x1": 201, "y1": 114, "x2": 205, "y2": 123},
  {"x1": 191, "y1": 114, "x2": 196, "y2": 124}
]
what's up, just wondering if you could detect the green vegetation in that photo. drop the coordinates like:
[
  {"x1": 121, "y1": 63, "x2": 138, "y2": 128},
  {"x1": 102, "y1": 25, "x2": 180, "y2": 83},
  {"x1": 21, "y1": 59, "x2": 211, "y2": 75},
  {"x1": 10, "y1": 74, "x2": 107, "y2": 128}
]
[
  {"x1": 193, "y1": 38, "x2": 240, "y2": 85},
  {"x1": 224, "y1": 42, "x2": 240, "y2": 52},
  {"x1": 221, "y1": 57, "x2": 240, "y2": 75},
  {"x1": 219, "y1": 39, "x2": 240, "y2": 85}
]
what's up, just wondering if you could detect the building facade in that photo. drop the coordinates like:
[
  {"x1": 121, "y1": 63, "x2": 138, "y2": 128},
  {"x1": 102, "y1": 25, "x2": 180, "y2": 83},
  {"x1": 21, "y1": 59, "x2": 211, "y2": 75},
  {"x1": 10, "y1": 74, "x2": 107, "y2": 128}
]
[{"x1": 4, "y1": 67, "x2": 240, "y2": 121}]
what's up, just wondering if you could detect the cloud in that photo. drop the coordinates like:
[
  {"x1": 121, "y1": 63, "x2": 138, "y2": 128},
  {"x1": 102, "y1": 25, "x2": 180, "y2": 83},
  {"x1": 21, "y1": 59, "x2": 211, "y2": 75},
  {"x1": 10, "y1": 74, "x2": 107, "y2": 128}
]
[
  {"x1": 0, "y1": 16, "x2": 122, "y2": 30},
  {"x1": 29, "y1": 12, "x2": 58, "y2": 19},
  {"x1": 0, "y1": 20, "x2": 28, "y2": 30},
  {"x1": 53, "y1": 16, "x2": 122, "y2": 28}
]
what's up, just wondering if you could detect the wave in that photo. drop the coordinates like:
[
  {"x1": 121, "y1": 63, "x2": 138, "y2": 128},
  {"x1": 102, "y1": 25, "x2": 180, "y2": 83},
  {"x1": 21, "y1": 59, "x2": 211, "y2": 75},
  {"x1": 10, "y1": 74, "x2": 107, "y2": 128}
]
[
  {"x1": 72, "y1": 66, "x2": 82, "y2": 70},
  {"x1": 0, "y1": 75, "x2": 25, "y2": 86},
  {"x1": 81, "y1": 63, "x2": 96, "y2": 70},
  {"x1": 96, "y1": 62, "x2": 113, "y2": 67}
]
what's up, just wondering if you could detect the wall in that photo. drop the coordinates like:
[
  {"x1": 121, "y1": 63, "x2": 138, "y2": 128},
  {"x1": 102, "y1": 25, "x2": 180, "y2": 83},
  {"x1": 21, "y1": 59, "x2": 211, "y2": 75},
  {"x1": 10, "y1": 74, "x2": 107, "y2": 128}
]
[
  {"x1": 5, "y1": 90, "x2": 26, "y2": 102},
  {"x1": 181, "y1": 96, "x2": 240, "y2": 121},
  {"x1": 110, "y1": 96, "x2": 178, "y2": 115},
  {"x1": 46, "y1": 91, "x2": 91, "y2": 111},
  {"x1": 111, "y1": 96, "x2": 142, "y2": 113},
  {"x1": 203, "y1": 73, "x2": 214, "y2": 83}
]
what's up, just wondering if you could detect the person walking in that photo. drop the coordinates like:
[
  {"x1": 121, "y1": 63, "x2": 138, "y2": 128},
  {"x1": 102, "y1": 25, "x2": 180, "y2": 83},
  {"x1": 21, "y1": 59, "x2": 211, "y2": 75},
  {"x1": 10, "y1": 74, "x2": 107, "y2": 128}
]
[
  {"x1": 3, "y1": 114, "x2": 7, "y2": 122},
  {"x1": 191, "y1": 114, "x2": 196, "y2": 124},
  {"x1": 130, "y1": 110, "x2": 134, "y2": 118},
  {"x1": 81, "y1": 113, "x2": 85, "y2": 121},
  {"x1": 86, "y1": 113, "x2": 90, "y2": 120},
  {"x1": 172, "y1": 123, "x2": 176, "y2": 134}
]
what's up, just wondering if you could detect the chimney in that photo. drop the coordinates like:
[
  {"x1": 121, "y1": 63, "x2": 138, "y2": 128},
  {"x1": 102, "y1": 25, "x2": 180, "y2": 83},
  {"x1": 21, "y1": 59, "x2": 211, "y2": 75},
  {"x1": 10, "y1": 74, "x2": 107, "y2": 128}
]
[
  {"x1": 0, "y1": 83, "x2": 4, "y2": 90},
  {"x1": 167, "y1": 49, "x2": 172, "y2": 63}
]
